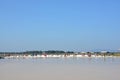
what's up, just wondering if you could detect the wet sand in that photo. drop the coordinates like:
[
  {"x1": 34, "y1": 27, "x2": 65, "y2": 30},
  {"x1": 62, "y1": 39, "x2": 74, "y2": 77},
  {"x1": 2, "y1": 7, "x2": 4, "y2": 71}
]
[{"x1": 0, "y1": 58, "x2": 120, "y2": 80}]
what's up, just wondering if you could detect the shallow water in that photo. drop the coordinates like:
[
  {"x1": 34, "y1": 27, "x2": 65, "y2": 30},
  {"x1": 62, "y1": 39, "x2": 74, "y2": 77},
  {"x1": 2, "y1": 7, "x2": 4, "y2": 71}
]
[{"x1": 0, "y1": 57, "x2": 120, "y2": 80}]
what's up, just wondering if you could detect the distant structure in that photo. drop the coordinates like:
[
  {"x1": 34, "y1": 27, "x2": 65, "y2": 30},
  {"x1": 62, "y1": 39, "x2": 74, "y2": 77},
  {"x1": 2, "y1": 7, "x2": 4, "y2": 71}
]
[
  {"x1": 101, "y1": 51, "x2": 107, "y2": 53},
  {"x1": 101, "y1": 51, "x2": 108, "y2": 57}
]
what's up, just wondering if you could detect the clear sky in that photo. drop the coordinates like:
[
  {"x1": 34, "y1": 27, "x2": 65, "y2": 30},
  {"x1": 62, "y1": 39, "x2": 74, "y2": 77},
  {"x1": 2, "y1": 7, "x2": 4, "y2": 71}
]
[{"x1": 0, "y1": 0, "x2": 120, "y2": 52}]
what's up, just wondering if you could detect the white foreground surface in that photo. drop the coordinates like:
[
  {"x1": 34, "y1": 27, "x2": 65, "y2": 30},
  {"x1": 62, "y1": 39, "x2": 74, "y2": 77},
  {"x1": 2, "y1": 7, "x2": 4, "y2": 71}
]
[{"x1": 0, "y1": 58, "x2": 120, "y2": 80}]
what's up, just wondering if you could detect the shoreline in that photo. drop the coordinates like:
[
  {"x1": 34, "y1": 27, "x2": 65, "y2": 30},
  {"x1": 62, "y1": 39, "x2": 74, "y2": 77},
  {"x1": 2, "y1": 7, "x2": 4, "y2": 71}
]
[{"x1": 2, "y1": 54, "x2": 120, "y2": 59}]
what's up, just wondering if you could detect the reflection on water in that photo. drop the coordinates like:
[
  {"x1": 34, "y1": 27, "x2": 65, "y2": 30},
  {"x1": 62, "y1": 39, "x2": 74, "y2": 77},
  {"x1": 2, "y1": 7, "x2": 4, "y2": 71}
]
[
  {"x1": 0, "y1": 57, "x2": 120, "y2": 80},
  {"x1": 1, "y1": 57, "x2": 120, "y2": 65}
]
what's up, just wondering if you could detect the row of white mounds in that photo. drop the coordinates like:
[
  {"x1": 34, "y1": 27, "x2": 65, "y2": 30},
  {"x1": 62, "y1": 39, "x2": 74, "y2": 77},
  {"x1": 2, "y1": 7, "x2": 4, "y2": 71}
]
[{"x1": 4, "y1": 54, "x2": 113, "y2": 59}]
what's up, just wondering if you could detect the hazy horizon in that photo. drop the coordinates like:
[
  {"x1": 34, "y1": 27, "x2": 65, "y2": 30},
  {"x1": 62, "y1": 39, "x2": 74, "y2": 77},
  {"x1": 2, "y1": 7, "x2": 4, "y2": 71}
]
[{"x1": 0, "y1": 0, "x2": 120, "y2": 52}]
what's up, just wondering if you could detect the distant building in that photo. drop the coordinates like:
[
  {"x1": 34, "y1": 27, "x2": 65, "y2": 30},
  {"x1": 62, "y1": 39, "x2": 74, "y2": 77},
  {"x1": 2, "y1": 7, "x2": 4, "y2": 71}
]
[{"x1": 101, "y1": 51, "x2": 107, "y2": 53}]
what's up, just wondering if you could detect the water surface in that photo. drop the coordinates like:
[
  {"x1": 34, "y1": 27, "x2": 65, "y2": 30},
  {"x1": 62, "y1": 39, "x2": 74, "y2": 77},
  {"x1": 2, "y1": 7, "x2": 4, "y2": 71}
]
[{"x1": 0, "y1": 57, "x2": 120, "y2": 80}]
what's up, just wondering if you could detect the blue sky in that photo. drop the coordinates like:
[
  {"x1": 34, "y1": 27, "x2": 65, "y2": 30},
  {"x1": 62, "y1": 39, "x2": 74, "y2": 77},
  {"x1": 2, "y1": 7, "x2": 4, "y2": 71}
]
[{"x1": 0, "y1": 0, "x2": 120, "y2": 52}]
